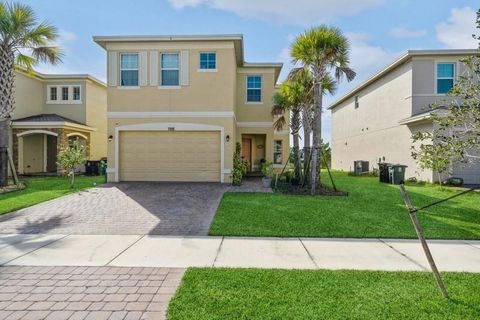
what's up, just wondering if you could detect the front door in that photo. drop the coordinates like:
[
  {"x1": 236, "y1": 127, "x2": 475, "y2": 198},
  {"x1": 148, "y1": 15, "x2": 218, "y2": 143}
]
[
  {"x1": 46, "y1": 135, "x2": 57, "y2": 173},
  {"x1": 242, "y1": 138, "x2": 252, "y2": 172}
]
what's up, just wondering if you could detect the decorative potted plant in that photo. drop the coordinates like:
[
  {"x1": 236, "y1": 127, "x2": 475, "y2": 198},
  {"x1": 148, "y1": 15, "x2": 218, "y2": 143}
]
[{"x1": 261, "y1": 160, "x2": 273, "y2": 188}]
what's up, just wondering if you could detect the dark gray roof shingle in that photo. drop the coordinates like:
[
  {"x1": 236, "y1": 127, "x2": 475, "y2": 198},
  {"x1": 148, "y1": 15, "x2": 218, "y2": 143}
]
[{"x1": 13, "y1": 114, "x2": 85, "y2": 125}]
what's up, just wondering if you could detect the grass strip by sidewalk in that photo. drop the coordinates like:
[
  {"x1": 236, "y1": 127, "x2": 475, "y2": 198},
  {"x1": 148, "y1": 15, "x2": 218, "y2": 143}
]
[
  {"x1": 210, "y1": 171, "x2": 480, "y2": 239},
  {"x1": 0, "y1": 175, "x2": 105, "y2": 215},
  {"x1": 168, "y1": 268, "x2": 480, "y2": 320}
]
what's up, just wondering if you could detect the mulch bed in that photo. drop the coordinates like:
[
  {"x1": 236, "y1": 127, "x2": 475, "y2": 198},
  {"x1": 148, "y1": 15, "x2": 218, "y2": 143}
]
[
  {"x1": 273, "y1": 181, "x2": 348, "y2": 196},
  {"x1": 0, "y1": 183, "x2": 26, "y2": 194}
]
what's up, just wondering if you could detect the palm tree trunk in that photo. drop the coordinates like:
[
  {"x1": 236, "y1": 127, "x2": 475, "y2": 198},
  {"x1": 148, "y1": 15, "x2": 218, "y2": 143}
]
[
  {"x1": 302, "y1": 125, "x2": 311, "y2": 185},
  {"x1": 291, "y1": 110, "x2": 301, "y2": 182},
  {"x1": 310, "y1": 71, "x2": 323, "y2": 195},
  {"x1": 0, "y1": 47, "x2": 15, "y2": 187}
]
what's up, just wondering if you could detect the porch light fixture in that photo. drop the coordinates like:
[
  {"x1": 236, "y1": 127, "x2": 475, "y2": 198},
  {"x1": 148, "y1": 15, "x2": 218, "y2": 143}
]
[
  {"x1": 108, "y1": 135, "x2": 113, "y2": 142},
  {"x1": 225, "y1": 135, "x2": 230, "y2": 142}
]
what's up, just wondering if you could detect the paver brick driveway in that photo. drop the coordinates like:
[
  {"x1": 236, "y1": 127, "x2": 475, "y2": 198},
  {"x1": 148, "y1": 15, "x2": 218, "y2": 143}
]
[{"x1": 0, "y1": 182, "x2": 227, "y2": 235}]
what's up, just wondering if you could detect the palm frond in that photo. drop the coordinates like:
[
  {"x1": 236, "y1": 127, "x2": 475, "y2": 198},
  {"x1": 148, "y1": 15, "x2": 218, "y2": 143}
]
[
  {"x1": 20, "y1": 22, "x2": 58, "y2": 47},
  {"x1": 273, "y1": 115, "x2": 286, "y2": 131},
  {"x1": 15, "y1": 52, "x2": 36, "y2": 71},
  {"x1": 31, "y1": 46, "x2": 63, "y2": 64}
]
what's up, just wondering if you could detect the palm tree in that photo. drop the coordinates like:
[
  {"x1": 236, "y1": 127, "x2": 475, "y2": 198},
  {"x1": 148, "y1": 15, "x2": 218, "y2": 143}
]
[
  {"x1": 291, "y1": 25, "x2": 355, "y2": 194},
  {"x1": 272, "y1": 81, "x2": 303, "y2": 182},
  {"x1": 287, "y1": 67, "x2": 336, "y2": 185},
  {"x1": 0, "y1": 2, "x2": 62, "y2": 186}
]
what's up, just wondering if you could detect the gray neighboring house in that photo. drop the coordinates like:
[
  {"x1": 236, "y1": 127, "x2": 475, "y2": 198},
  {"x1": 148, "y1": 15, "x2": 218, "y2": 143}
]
[{"x1": 329, "y1": 49, "x2": 480, "y2": 184}]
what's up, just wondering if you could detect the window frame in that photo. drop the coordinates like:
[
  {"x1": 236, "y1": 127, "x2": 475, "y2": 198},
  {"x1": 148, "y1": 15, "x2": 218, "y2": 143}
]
[
  {"x1": 273, "y1": 140, "x2": 283, "y2": 165},
  {"x1": 246, "y1": 75, "x2": 262, "y2": 104},
  {"x1": 46, "y1": 85, "x2": 82, "y2": 104},
  {"x1": 198, "y1": 51, "x2": 217, "y2": 72},
  {"x1": 61, "y1": 87, "x2": 69, "y2": 101},
  {"x1": 50, "y1": 87, "x2": 57, "y2": 101},
  {"x1": 435, "y1": 61, "x2": 456, "y2": 95},
  {"x1": 160, "y1": 52, "x2": 180, "y2": 87},
  {"x1": 119, "y1": 52, "x2": 140, "y2": 87},
  {"x1": 72, "y1": 86, "x2": 81, "y2": 101}
]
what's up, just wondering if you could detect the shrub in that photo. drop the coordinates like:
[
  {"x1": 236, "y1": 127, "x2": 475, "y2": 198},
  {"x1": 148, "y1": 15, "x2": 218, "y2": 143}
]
[
  {"x1": 232, "y1": 142, "x2": 247, "y2": 185},
  {"x1": 261, "y1": 160, "x2": 273, "y2": 178},
  {"x1": 57, "y1": 140, "x2": 86, "y2": 188}
]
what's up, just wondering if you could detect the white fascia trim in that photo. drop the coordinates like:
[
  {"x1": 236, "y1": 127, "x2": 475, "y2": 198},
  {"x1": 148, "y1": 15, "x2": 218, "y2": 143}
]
[
  {"x1": 66, "y1": 132, "x2": 89, "y2": 140},
  {"x1": 237, "y1": 122, "x2": 273, "y2": 128},
  {"x1": 114, "y1": 122, "x2": 225, "y2": 183},
  {"x1": 107, "y1": 111, "x2": 235, "y2": 119},
  {"x1": 17, "y1": 129, "x2": 59, "y2": 137},
  {"x1": 11, "y1": 121, "x2": 96, "y2": 132}
]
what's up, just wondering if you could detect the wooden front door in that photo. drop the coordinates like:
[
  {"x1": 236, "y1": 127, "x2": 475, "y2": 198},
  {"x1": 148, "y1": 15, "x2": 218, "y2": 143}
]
[
  {"x1": 242, "y1": 138, "x2": 252, "y2": 172},
  {"x1": 46, "y1": 135, "x2": 57, "y2": 173}
]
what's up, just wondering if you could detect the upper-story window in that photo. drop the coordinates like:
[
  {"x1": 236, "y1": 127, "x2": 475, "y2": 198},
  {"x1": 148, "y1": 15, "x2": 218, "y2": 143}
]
[
  {"x1": 199, "y1": 52, "x2": 216, "y2": 70},
  {"x1": 47, "y1": 85, "x2": 82, "y2": 104},
  {"x1": 161, "y1": 53, "x2": 180, "y2": 86},
  {"x1": 354, "y1": 95, "x2": 359, "y2": 109},
  {"x1": 246, "y1": 75, "x2": 262, "y2": 103},
  {"x1": 120, "y1": 53, "x2": 139, "y2": 86},
  {"x1": 61, "y1": 87, "x2": 69, "y2": 100},
  {"x1": 73, "y1": 86, "x2": 81, "y2": 101},
  {"x1": 50, "y1": 87, "x2": 57, "y2": 101},
  {"x1": 436, "y1": 63, "x2": 455, "y2": 94}
]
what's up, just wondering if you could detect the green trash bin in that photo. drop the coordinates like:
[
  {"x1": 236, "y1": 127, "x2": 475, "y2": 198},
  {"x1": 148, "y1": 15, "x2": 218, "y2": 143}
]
[{"x1": 388, "y1": 164, "x2": 408, "y2": 185}]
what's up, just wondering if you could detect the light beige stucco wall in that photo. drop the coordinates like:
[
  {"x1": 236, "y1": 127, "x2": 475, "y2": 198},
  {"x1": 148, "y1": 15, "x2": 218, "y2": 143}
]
[
  {"x1": 106, "y1": 117, "x2": 235, "y2": 183},
  {"x1": 331, "y1": 60, "x2": 433, "y2": 181},
  {"x1": 86, "y1": 81, "x2": 108, "y2": 160},
  {"x1": 236, "y1": 67, "x2": 276, "y2": 122},
  {"x1": 12, "y1": 71, "x2": 44, "y2": 120},
  {"x1": 107, "y1": 42, "x2": 236, "y2": 112},
  {"x1": 42, "y1": 80, "x2": 87, "y2": 124}
]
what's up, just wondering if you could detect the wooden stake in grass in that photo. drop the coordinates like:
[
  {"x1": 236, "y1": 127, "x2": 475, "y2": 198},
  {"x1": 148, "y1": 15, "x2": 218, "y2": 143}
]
[{"x1": 399, "y1": 184, "x2": 448, "y2": 299}]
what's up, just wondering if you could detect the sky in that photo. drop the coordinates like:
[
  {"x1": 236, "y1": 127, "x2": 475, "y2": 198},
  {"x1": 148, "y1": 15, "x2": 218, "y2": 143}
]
[{"x1": 21, "y1": 0, "x2": 479, "y2": 142}]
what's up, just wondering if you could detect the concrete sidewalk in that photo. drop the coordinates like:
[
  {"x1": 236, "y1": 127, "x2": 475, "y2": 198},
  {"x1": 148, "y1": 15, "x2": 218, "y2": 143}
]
[{"x1": 1, "y1": 234, "x2": 479, "y2": 272}]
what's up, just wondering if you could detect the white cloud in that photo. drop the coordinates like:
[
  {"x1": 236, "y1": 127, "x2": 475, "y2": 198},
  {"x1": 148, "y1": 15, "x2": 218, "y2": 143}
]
[
  {"x1": 436, "y1": 7, "x2": 477, "y2": 49},
  {"x1": 346, "y1": 32, "x2": 396, "y2": 78},
  {"x1": 168, "y1": 0, "x2": 384, "y2": 25},
  {"x1": 389, "y1": 27, "x2": 427, "y2": 39}
]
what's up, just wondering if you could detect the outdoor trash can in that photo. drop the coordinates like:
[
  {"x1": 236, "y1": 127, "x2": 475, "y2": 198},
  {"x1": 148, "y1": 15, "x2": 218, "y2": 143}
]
[
  {"x1": 378, "y1": 163, "x2": 391, "y2": 183},
  {"x1": 388, "y1": 164, "x2": 408, "y2": 185},
  {"x1": 85, "y1": 161, "x2": 100, "y2": 176}
]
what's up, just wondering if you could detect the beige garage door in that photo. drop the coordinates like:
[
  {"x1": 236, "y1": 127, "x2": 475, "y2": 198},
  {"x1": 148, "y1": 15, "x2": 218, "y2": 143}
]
[{"x1": 120, "y1": 131, "x2": 221, "y2": 182}]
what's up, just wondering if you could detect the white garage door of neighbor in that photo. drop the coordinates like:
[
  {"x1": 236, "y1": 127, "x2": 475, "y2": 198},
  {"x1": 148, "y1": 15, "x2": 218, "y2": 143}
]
[
  {"x1": 120, "y1": 131, "x2": 221, "y2": 182},
  {"x1": 453, "y1": 162, "x2": 480, "y2": 185}
]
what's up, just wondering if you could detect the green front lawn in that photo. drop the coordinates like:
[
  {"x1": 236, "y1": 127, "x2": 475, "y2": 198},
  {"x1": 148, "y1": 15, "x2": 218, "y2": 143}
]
[
  {"x1": 0, "y1": 175, "x2": 105, "y2": 215},
  {"x1": 168, "y1": 268, "x2": 480, "y2": 320},
  {"x1": 210, "y1": 172, "x2": 480, "y2": 239}
]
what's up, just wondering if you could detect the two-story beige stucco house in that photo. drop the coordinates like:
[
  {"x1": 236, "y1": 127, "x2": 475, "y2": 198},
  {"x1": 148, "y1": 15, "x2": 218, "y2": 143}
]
[
  {"x1": 329, "y1": 49, "x2": 480, "y2": 184},
  {"x1": 93, "y1": 34, "x2": 289, "y2": 183},
  {"x1": 9, "y1": 68, "x2": 107, "y2": 175}
]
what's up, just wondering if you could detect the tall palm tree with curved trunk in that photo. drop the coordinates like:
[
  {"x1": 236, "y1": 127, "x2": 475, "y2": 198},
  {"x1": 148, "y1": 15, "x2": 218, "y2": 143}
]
[
  {"x1": 0, "y1": 2, "x2": 62, "y2": 187},
  {"x1": 292, "y1": 25, "x2": 355, "y2": 194}
]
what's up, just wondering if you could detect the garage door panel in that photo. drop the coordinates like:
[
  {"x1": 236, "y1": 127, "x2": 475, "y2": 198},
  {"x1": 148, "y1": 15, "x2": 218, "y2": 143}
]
[
  {"x1": 120, "y1": 131, "x2": 220, "y2": 182},
  {"x1": 453, "y1": 162, "x2": 480, "y2": 185}
]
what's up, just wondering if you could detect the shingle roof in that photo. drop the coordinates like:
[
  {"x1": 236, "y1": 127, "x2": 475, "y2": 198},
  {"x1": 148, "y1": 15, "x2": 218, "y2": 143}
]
[{"x1": 13, "y1": 114, "x2": 85, "y2": 125}]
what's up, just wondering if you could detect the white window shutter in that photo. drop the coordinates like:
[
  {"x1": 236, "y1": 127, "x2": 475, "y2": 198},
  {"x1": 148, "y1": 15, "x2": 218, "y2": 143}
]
[
  {"x1": 149, "y1": 51, "x2": 159, "y2": 86},
  {"x1": 180, "y1": 50, "x2": 189, "y2": 86},
  {"x1": 108, "y1": 51, "x2": 117, "y2": 87},
  {"x1": 139, "y1": 51, "x2": 148, "y2": 87}
]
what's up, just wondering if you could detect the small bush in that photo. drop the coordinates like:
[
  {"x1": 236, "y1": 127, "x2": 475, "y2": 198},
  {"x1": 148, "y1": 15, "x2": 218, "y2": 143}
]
[{"x1": 232, "y1": 142, "x2": 248, "y2": 185}]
